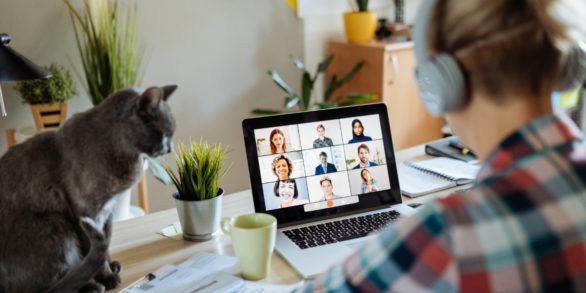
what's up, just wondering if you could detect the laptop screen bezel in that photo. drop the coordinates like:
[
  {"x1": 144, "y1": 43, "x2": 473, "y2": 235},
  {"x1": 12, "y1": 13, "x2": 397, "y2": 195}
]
[{"x1": 242, "y1": 103, "x2": 402, "y2": 228}]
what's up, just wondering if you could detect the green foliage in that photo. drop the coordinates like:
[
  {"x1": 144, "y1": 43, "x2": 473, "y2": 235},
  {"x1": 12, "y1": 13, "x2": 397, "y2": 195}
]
[
  {"x1": 64, "y1": 0, "x2": 143, "y2": 106},
  {"x1": 166, "y1": 139, "x2": 228, "y2": 201},
  {"x1": 356, "y1": 0, "x2": 369, "y2": 12},
  {"x1": 15, "y1": 63, "x2": 77, "y2": 105},
  {"x1": 253, "y1": 55, "x2": 376, "y2": 114}
]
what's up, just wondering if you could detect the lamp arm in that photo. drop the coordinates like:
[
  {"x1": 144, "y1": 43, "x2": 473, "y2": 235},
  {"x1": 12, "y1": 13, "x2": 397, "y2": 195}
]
[{"x1": 0, "y1": 86, "x2": 6, "y2": 117}]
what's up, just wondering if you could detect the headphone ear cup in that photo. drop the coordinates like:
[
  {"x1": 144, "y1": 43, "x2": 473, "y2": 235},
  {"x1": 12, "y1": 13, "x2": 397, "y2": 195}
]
[
  {"x1": 415, "y1": 53, "x2": 466, "y2": 115},
  {"x1": 558, "y1": 45, "x2": 586, "y2": 92}
]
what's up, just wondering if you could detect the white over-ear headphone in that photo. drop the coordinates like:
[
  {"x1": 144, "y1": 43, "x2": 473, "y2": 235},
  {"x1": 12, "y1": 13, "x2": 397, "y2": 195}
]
[
  {"x1": 413, "y1": 0, "x2": 466, "y2": 116},
  {"x1": 413, "y1": 0, "x2": 586, "y2": 116}
]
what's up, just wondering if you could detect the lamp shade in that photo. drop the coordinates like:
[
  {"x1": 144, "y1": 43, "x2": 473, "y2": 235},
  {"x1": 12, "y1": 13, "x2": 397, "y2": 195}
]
[{"x1": 0, "y1": 33, "x2": 50, "y2": 82}]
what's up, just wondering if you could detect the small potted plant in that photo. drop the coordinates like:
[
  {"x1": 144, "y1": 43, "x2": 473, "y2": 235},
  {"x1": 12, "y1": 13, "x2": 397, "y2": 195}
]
[
  {"x1": 15, "y1": 63, "x2": 77, "y2": 131},
  {"x1": 344, "y1": 0, "x2": 377, "y2": 44},
  {"x1": 166, "y1": 139, "x2": 228, "y2": 241}
]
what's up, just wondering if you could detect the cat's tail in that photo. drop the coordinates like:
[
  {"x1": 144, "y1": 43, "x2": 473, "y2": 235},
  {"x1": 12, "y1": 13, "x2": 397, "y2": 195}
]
[{"x1": 43, "y1": 217, "x2": 108, "y2": 293}]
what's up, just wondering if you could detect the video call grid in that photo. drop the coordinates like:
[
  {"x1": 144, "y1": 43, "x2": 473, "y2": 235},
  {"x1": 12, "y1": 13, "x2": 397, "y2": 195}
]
[{"x1": 254, "y1": 115, "x2": 391, "y2": 209}]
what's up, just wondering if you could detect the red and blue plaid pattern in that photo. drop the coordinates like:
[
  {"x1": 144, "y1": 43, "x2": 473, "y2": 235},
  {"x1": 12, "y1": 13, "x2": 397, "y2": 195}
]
[{"x1": 301, "y1": 114, "x2": 586, "y2": 292}]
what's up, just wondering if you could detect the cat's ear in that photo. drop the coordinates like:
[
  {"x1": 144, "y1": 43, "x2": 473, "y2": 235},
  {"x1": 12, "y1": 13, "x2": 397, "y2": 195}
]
[
  {"x1": 161, "y1": 85, "x2": 178, "y2": 101},
  {"x1": 138, "y1": 87, "x2": 163, "y2": 115}
]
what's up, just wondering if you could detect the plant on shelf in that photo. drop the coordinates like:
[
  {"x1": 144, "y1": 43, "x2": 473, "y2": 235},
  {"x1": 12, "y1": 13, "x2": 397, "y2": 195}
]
[
  {"x1": 344, "y1": 0, "x2": 377, "y2": 43},
  {"x1": 252, "y1": 55, "x2": 375, "y2": 115},
  {"x1": 15, "y1": 63, "x2": 77, "y2": 130},
  {"x1": 64, "y1": 0, "x2": 142, "y2": 106},
  {"x1": 166, "y1": 139, "x2": 230, "y2": 241},
  {"x1": 16, "y1": 63, "x2": 77, "y2": 105}
]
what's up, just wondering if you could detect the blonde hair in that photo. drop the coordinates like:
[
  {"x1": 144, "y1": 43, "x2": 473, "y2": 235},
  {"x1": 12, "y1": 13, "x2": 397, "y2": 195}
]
[{"x1": 430, "y1": 0, "x2": 586, "y2": 100}]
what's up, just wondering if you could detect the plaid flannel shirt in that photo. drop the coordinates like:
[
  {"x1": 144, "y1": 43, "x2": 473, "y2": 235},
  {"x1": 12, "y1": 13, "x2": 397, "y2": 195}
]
[{"x1": 301, "y1": 114, "x2": 586, "y2": 292}]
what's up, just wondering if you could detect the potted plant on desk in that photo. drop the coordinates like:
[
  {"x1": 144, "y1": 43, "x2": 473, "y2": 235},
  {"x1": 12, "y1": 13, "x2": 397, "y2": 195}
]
[{"x1": 166, "y1": 139, "x2": 228, "y2": 241}]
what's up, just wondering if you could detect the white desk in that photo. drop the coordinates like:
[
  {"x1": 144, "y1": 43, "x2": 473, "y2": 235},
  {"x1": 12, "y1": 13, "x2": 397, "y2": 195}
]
[{"x1": 108, "y1": 144, "x2": 466, "y2": 291}]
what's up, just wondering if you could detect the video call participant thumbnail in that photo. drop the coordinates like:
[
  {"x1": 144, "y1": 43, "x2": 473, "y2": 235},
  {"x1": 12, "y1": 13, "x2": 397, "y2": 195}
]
[
  {"x1": 313, "y1": 124, "x2": 334, "y2": 148},
  {"x1": 318, "y1": 176, "x2": 344, "y2": 202},
  {"x1": 272, "y1": 155, "x2": 293, "y2": 181},
  {"x1": 273, "y1": 179, "x2": 308, "y2": 208},
  {"x1": 269, "y1": 128, "x2": 287, "y2": 154},
  {"x1": 314, "y1": 152, "x2": 337, "y2": 175},
  {"x1": 353, "y1": 144, "x2": 378, "y2": 169},
  {"x1": 360, "y1": 168, "x2": 379, "y2": 193},
  {"x1": 348, "y1": 119, "x2": 373, "y2": 143}
]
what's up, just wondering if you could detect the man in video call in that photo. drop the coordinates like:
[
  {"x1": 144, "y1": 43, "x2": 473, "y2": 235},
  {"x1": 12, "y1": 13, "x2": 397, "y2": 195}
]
[
  {"x1": 352, "y1": 144, "x2": 378, "y2": 169},
  {"x1": 312, "y1": 124, "x2": 334, "y2": 148},
  {"x1": 314, "y1": 152, "x2": 337, "y2": 175}
]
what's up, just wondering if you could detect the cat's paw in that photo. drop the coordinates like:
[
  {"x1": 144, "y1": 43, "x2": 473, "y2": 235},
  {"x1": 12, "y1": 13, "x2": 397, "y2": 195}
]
[
  {"x1": 94, "y1": 273, "x2": 121, "y2": 290},
  {"x1": 79, "y1": 282, "x2": 105, "y2": 293},
  {"x1": 109, "y1": 260, "x2": 121, "y2": 274}
]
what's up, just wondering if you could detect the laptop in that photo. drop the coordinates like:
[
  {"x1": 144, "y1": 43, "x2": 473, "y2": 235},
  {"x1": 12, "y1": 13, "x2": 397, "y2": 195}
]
[{"x1": 242, "y1": 103, "x2": 415, "y2": 278}]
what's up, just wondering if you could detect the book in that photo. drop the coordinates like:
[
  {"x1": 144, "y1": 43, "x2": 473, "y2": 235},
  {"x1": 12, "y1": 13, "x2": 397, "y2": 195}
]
[
  {"x1": 425, "y1": 136, "x2": 478, "y2": 163},
  {"x1": 398, "y1": 157, "x2": 480, "y2": 197}
]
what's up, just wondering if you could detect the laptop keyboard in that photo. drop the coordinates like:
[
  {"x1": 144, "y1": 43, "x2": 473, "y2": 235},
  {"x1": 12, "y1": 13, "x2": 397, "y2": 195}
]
[{"x1": 283, "y1": 210, "x2": 401, "y2": 249}]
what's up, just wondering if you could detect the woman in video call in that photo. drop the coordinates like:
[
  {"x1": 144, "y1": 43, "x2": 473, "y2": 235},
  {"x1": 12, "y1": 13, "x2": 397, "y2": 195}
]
[
  {"x1": 269, "y1": 128, "x2": 287, "y2": 154},
  {"x1": 347, "y1": 119, "x2": 373, "y2": 143},
  {"x1": 271, "y1": 155, "x2": 292, "y2": 181},
  {"x1": 273, "y1": 179, "x2": 308, "y2": 208},
  {"x1": 301, "y1": 0, "x2": 586, "y2": 291},
  {"x1": 359, "y1": 168, "x2": 379, "y2": 193}
]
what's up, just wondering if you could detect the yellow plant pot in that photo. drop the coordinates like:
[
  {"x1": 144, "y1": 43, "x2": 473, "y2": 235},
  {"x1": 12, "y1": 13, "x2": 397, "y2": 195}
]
[{"x1": 343, "y1": 11, "x2": 377, "y2": 44}]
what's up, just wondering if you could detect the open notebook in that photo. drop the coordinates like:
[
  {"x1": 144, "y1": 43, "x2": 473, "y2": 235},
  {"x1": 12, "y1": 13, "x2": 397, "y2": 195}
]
[{"x1": 398, "y1": 157, "x2": 481, "y2": 197}]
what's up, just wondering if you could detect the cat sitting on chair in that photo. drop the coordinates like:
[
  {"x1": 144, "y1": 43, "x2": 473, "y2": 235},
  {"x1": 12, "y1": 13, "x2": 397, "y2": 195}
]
[{"x1": 0, "y1": 85, "x2": 177, "y2": 292}]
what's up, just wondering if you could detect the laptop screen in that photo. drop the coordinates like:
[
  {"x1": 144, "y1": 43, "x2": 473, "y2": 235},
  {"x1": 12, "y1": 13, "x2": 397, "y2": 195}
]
[{"x1": 242, "y1": 104, "x2": 402, "y2": 227}]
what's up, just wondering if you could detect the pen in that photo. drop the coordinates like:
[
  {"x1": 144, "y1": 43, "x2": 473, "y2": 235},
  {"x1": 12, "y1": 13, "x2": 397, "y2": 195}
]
[{"x1": 448, "y1": 140, "x2": 476, "y2": 156}]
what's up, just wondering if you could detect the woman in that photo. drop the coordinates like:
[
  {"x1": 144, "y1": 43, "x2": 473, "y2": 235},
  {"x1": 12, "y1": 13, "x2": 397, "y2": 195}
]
[
  {"x1": 359, "y1": 168, "x2": 379, "y2": 193},
  {"x1": 271, "y1": 155, "x2": 292, "y2": 181},
  {"x1": 347, "y1": 119, "x2": 372, "y2": 143},
  {"x1": 302, "y1": 0, "x2": 586, "y2": 291},
  {"x1": 274, "y1": 179, "x2": 308, "y2": 208},
  {"x1": 269, "y1": 128, "x2": 287, "y2": 154}
]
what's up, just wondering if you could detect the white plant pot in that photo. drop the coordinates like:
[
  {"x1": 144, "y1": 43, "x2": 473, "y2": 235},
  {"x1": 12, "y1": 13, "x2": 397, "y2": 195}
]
[
  {"x1": 112, "y1": 189, "x2": 132, "y2": 221},
  {"x1": 112, "y1": 160, "x2": 148, "y2": 222}
]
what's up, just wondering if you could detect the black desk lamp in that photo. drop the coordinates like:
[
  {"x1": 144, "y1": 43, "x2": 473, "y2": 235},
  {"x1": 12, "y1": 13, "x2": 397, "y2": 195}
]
[{"x1": 0, "y1": 33, "x2": 51, "y2": 117}]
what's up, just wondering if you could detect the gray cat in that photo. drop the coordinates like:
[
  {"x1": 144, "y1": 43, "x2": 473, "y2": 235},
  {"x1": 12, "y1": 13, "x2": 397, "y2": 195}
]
[{"x1": 0, "y1": 85, "x2": 177, "y2": 292}]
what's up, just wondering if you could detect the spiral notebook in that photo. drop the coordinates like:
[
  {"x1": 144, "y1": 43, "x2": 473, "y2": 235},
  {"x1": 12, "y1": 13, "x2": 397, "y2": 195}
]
[{"x1": 398, "y1": 157, "x2": 480, "y2": 197}]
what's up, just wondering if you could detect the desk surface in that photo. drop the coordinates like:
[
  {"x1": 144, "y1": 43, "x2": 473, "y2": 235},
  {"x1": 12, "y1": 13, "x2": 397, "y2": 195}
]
[{"x1": 109, "y1": 144, "x2": 465, "y2": 290}]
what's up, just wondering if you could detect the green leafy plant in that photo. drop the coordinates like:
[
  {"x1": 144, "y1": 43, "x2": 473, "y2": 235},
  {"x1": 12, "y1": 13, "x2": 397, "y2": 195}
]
[
  {"x1": 253, "y1": 55, "x2": 375, "y2": 115},
  {"x1": 355, "y1": 0, "x2": 369, "y2": 12},
  {"x1": 166, "y1": 139, "x2": 229, "y2": 201},
  {"x1": 64, "y1": 0, "x2": 142, "y2": 106},
  {"x1": 15, "y1": 63, "x2": 77, "y2": 105}
]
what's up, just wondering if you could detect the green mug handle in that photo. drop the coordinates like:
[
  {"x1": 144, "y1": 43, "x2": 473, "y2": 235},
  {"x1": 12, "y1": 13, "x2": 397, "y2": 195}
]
[{"x1": 220, "y1": 217, "x2": 232, "y2": 235}]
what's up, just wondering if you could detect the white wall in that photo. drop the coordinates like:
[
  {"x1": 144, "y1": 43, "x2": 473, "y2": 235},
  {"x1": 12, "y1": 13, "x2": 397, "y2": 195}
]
[{"x1": 0, "y1": 0, "x2": 303, "y2": 212}]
